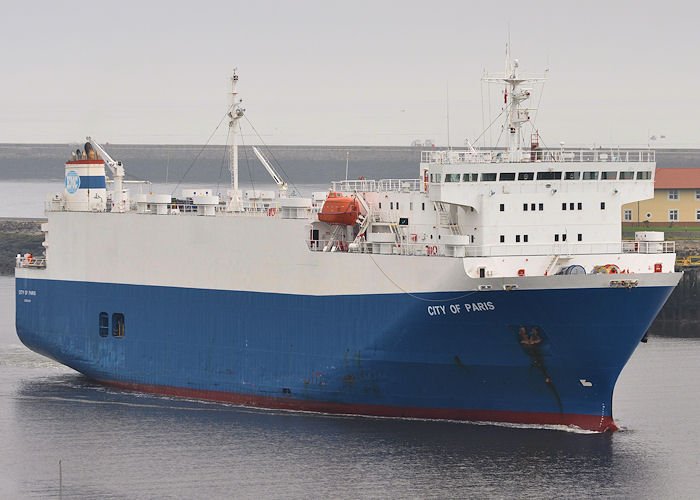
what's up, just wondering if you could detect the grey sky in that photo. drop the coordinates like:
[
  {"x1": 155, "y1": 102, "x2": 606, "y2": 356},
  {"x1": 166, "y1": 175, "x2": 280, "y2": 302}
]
[{"x1": 1, "y1": 1, "x2": 697, "y2": 147}]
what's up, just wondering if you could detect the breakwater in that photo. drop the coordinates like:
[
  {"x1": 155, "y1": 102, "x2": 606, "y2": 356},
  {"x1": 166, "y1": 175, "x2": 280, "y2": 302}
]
[{"x1": 2, "y1": 144, "x2": 699, "y2": 185}]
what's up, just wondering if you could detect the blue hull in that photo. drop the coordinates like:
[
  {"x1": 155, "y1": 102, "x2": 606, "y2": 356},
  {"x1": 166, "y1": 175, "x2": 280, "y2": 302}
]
[{"x1": 15, "y1": 277, "x2": 674, "y2": 431}]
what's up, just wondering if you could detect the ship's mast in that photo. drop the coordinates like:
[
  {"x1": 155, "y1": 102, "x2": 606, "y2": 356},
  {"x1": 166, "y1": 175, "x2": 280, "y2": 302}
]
[
  {"x1": 228, "y1": 70, "x2": 245, "y2": 211},
  {"x1": 484, "y1": 45, "x2": 545, "y2": 162}
]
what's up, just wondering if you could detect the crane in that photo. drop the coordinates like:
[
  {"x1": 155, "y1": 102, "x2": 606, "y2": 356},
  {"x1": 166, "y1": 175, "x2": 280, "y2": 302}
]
[
  {"x1": 252, "y1": 146, "x2": 287, "y2": 196},
  {"x1": 86, "y1": 137, "x2": 127, "y2": 212}
]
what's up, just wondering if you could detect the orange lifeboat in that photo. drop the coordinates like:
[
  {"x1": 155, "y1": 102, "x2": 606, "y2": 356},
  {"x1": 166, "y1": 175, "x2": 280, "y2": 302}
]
[{"x1": 318, "y1": 192, "x2": 360, "y2": 225}]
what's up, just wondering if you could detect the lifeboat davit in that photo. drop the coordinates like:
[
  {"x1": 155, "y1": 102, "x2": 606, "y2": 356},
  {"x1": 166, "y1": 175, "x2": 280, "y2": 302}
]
[{"x1": 318, "y1": 192, "x2": 360, "y2": 225}]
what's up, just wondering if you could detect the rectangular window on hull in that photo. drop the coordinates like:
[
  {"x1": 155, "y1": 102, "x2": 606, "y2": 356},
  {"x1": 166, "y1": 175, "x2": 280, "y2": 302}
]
[
  {"x1": 112, "y1": 313, "x2": 125, "y2": 338},
  {"x1": 99, "y1": 312, "x2": 109, "y2": 337}
]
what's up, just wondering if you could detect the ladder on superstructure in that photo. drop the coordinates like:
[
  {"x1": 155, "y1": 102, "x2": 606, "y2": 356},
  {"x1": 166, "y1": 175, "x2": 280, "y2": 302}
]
[{"x1": 435, "y1": 202, "x2": 461, "y2": 235}]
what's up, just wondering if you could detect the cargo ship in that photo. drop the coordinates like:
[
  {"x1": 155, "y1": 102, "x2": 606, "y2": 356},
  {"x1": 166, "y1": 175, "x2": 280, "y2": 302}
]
[{"x1": 15, "y1": 56, "x2": 680, "y2": 432}]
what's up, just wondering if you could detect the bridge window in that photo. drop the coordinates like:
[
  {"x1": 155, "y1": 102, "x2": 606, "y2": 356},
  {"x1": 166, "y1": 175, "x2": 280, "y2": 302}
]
[
  {"x1": 499, "y1": 172, "x2": 516, "y2": 181},
  {"x1": 536, "y1": 171, "x2": 562, "y2": 180},
  {"x1": 619, "y1": 171, "x2": 634, "y2": 180},
  {"x1": 668, "y1": 190, "x2": 679, "y2": 200},
  {"x1": 601, "y1": 171, "x2": 617, "y2": 180},
  {"x1": 99, "y1": 312, "x2": 109, "y2": 337},
  {"x1": 669, "y1": 209, "x2": 678, "y2": 222},
  {"x1": 564, "y1": 172, "x2": 580, "y2": 180},
  {"x1": 583, "y1": 171, "x2": 599, "y2": 180},
  {"x1": 481, "y1": 173, "x2": 497, "y2": 181},
  {"x1": 518, "y1": 172, "x2": 534, "y2": 180},
  {"x1": 462, "y1": 173, "x2": 478, "y2": 182},
  {"x1": 445, "y1": 174, "x2": 460, "y2": 182},
  {"x1": 637, "y1": 171, "x2": 652, "y2": 180},
  {"x1": 112, "y1": 313, "x2": 125, "y2": 337}
]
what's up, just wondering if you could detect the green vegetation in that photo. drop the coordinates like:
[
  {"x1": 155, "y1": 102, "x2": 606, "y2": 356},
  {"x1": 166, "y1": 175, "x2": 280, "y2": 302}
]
[{"x1": 623, "y1": 225, "x2": 700, "y2": 240}]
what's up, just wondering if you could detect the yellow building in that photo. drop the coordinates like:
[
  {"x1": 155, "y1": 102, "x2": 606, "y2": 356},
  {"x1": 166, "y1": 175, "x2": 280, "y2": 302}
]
[{"x1": 622, "y1": 168, "x2": 700, "y2": 226}]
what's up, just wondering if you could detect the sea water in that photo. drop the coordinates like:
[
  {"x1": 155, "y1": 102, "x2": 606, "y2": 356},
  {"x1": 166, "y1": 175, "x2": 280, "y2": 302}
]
[{"x1": 1, "y1": 275, "x2": 699, "y2": 498}]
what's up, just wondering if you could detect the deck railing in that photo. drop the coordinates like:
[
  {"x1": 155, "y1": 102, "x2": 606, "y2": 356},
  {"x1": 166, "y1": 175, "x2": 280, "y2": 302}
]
[
  {"x1": 306, "y1": 239, "x2": 675, "y2": 257},
  {"x1": 331, "y1": 179, "x2": 421, "y2": 193},
  {"x1": 421, "y1": 149, "x2": 655, "y2": 165}
]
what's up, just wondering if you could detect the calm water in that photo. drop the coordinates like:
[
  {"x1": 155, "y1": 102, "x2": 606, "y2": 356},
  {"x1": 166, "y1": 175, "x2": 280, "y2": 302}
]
[{"x1": 1, "y1": 276, "x2": 699, "y2": 498}]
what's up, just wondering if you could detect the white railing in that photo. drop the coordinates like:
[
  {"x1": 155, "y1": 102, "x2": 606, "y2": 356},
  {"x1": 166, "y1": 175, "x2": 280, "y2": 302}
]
[
  {"x1": 421, "y1": 149, "x2": 656, "y2": 165},
  {"x1": 306, "y1": 240, "x2": 672, "y2": 258},
  {"x1": 622, "y1": 240, "x2": 675, "y2": 254},
  {"x1": 16, "y1": 257, "x2": 46, "y2": 268},
  {"x1": 332, "y1": 179, "x2": 421, "y2": 193}
]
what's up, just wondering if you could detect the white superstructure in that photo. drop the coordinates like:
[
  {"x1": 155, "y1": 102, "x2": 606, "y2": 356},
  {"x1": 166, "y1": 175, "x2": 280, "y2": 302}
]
[{"x1": 23, "y1": 61, "x2": 675, "y2": 288}]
